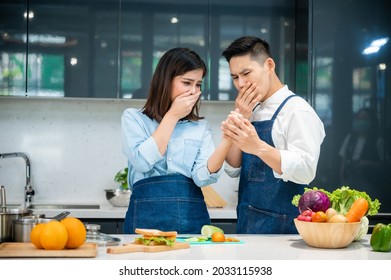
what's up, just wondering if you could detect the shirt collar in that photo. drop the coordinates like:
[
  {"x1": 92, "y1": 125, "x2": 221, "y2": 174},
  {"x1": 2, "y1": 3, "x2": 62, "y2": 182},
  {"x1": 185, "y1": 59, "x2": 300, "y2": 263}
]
[{"x1": 254, "y1": 85, "x2": 289, "y2": 112}]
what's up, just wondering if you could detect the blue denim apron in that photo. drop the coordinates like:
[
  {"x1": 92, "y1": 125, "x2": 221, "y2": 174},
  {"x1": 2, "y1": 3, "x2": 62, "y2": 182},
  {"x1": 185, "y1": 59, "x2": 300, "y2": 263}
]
[
  {"x1": 124, "y1": 174, "x2": 211, "y2": 234},
  {"x1": 236, "y1": 95, "x2": 307, "y2": 234}
]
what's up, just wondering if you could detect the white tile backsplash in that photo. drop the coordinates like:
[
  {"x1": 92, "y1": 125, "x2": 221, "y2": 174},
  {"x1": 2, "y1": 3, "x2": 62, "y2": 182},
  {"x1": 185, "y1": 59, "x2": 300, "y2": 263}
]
[{"x1": 0, "y1": 97, "x2": 239, "y2": 207}]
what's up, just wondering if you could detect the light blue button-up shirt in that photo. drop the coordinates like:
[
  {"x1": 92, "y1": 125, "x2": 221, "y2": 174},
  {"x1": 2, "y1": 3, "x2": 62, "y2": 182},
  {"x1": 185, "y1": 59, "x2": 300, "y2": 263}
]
[{"x1": 121, "y1": 108, "x2": 222, "y2": 190}]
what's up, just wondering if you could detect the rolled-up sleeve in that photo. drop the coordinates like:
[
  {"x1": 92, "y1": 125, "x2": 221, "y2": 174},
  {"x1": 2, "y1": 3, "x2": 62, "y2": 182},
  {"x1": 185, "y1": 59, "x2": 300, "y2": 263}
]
[
  {"x1": 276, "y1": 110, "x2": 325, "y2": 184},
  {"x1": 224, "y1": 162, "x2": 241, "y2": 178},
  {"x1": 191, "y1": 122, "x2": 222, "y2": 187}
]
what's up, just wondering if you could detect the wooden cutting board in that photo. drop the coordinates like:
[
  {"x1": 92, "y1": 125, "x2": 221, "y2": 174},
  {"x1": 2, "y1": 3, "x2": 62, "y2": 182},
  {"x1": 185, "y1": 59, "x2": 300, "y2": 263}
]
[
  {"x1": 106, "y1": 242, "x2": 190, "y2": 254},
  {"x1": 0, "y1": 242, "x2": 97, "y2": 258},
  {"x1": 202, "y1": 185, "x2": 227, "y2": 208}
]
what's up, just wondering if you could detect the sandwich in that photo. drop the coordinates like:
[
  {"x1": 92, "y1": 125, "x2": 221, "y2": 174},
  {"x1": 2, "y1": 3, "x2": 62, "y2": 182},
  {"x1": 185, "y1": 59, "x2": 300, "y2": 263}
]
[{"x1": 133, "y1": 228, "x2": 177, "y2": 246}]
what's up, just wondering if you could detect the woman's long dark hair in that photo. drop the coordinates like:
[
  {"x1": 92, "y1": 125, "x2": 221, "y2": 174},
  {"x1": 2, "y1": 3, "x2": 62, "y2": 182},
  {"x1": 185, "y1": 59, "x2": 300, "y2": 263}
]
[{"x1": 143, "y1": 48, "x2": 207, "y2": 122}]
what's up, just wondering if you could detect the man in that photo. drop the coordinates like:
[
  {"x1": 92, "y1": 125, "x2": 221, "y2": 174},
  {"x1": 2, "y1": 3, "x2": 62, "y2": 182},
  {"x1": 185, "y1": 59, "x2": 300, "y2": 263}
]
[{"x1": 221, "y1": 36, "x2": 325, "y2": 233}]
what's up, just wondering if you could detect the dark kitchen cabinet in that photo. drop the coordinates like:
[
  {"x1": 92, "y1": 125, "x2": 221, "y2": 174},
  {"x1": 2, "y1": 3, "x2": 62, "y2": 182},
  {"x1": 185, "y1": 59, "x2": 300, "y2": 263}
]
[
  {"x1": 210, "y1": 219, "x2": 237, "y2": 234},
  {"x1": 82, "y1": 218, "x2": 124, "y2": 234},
  {"x1": 0, "y1": 0, "x2": 298, "y2": 100}
]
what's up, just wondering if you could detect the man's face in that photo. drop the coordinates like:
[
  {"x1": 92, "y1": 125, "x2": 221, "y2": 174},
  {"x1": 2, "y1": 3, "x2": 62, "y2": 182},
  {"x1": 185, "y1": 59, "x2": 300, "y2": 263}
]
[{"x1": 229, "y1": 54, "x2": 273, "y2": 102}]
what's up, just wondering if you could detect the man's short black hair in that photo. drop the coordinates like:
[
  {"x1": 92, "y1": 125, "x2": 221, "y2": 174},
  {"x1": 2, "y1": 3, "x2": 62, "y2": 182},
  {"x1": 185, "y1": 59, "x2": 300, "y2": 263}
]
[{"x1": 222, "y1": 36, "x2": 272, "y2": 63}]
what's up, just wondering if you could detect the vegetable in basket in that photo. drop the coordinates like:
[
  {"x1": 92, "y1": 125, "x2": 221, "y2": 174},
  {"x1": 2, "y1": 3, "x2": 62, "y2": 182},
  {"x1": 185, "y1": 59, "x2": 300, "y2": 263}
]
[
  {"x1": 292, "y1": 189, "x2": 330, "y2": 213},
  {"x1": 345, "y1": 197, "x2": 368, "y2": 223},
  {"x1": 329, "y1": 186, "x2": 380, "y2": 240},
  {"x1": 328, "y1": 186, "x2": 380, "y2": 216}
]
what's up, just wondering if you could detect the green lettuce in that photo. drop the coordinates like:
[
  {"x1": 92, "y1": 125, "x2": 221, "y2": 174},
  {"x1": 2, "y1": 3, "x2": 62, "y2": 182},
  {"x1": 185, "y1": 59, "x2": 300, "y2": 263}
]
[
  {"x1": 135, "y1": 236, "x2": 176, "y2": 246},
  {"x1": 328, "y1": 186, "x2": 380, "y2": 216}
]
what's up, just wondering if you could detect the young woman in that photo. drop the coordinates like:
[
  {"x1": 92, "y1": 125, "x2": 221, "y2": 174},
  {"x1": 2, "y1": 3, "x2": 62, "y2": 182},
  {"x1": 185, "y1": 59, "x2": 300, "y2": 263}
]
[{"x1": 121, "y1": 48, "x2": 231, "y2": 234}]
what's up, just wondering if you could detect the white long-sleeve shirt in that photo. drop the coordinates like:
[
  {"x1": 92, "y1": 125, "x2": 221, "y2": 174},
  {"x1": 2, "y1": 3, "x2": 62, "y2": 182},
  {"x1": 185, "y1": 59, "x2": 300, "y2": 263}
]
[{"x1": 225, "y1": 85, "x2": 326, "y2": 185}]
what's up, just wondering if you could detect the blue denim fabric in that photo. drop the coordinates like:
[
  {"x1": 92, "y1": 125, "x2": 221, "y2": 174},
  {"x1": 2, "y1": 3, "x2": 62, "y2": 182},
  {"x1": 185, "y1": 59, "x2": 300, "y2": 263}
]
[
  {"x1": 236, "y1": 95, "x2": 307, "y2": 234},
  {"x1": 124, "y1": 174, "x2": 211, "y2": 234}
]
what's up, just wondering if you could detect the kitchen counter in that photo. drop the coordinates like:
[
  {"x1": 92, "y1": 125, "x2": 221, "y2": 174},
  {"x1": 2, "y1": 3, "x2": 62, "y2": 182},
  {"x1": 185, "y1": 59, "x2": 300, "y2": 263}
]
[
  {"x1": 1, "y1": 236, "x2": 388, "y2": 280},
  {"x1": 2, "y1": 234, "x2": 389, "y2": 260}
]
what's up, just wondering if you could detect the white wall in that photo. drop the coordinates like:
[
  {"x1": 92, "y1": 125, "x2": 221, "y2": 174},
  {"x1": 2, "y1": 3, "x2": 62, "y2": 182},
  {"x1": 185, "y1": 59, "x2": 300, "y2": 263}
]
[{"x1": 0, "y1": 97, "x2": 239, "y2": 207}]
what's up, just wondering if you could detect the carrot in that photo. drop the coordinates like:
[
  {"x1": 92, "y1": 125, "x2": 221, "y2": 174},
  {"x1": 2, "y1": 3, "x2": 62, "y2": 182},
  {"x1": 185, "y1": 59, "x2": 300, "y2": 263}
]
[{"x1": 345, "y1": 198, "x2": 369, "y2": 223}]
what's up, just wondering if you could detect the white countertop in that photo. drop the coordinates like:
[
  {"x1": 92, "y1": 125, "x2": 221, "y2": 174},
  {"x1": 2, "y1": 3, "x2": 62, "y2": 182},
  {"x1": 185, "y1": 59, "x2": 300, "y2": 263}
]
[
  {"x1": 5, "y1": 234, "x2": 386, "y2": 260},
  {"x1": 1, "y1": 235, "x2": 388, "y2": 280},
  {"x1": 30, "y1": 204, "x2": 237, "y2": 220},
  {"x1": 93, "y1": 234, "x2": 390, "y2": 260}
]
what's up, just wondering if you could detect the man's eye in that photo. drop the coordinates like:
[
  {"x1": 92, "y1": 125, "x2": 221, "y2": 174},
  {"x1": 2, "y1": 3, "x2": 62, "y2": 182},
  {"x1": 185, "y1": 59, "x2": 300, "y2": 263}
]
[
  {"x1": 244, "y1": 72, "x2": 250, "y2": 76},
  {"x1": 232, "y1": 76, "x2": 238, "y2": 80}
]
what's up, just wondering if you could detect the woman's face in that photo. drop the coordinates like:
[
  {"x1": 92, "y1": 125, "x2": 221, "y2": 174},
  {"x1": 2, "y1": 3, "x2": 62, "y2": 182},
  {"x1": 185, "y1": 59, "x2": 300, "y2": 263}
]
[{"x1": 171, "y1": 69, "x2": 204, "y2": 101}]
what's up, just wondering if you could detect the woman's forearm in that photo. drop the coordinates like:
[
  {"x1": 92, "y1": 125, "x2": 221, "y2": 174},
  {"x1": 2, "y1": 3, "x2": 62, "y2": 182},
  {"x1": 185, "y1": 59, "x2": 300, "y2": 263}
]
[
  {"x1": 152, "y1": 114, "x2": 178, "y2": 156},
  {"x1": 225, "y1": 142, "x2": 242, "y2": 168},
  {"x1": 207, "y1": 138, "x2": 233, "y2": 173}
]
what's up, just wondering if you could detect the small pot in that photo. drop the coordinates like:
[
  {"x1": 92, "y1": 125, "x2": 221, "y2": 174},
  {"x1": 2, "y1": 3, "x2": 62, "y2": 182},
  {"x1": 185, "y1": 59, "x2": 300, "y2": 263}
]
[
  {"x1": 0, "y1": 209, "x2": 33, "y2": 243},
  {"x1": 0, "y1": 186, "x2": 33, "y2": 243},
  {"x1": 13, "y1": 218, "x2": 52, "y2": 242},
  {"x1": 12, "y1": 211, "x2": 70, "y2": 242}
]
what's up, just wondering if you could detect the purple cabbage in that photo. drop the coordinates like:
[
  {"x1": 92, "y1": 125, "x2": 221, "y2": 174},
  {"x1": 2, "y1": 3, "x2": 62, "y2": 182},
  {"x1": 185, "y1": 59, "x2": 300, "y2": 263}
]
[{"x1": 298, "y1": 190, "x2": 330, "y2": 213}]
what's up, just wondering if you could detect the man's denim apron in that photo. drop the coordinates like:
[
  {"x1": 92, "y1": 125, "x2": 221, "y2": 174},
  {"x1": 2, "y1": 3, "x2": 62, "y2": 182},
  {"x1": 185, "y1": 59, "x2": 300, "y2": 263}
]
[
  {"x1": 124, "y1": 174, "x2": 211, "y2": 234},
  {"x1": 236, "y1": 95, "x2": 307, "y2": 234}
]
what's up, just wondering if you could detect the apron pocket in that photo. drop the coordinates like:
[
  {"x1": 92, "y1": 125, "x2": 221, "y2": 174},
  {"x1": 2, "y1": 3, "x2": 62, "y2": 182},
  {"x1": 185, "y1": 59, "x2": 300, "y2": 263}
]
[{"x1": 246, "y1": 205, "x2": 295, "y2": 234}]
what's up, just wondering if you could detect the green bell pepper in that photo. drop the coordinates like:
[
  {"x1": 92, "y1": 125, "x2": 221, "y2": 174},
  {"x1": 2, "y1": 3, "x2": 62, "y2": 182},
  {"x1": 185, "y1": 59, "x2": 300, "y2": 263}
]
[{"x1": 370, "y1": 223, "x2": 391, "y2": 252}]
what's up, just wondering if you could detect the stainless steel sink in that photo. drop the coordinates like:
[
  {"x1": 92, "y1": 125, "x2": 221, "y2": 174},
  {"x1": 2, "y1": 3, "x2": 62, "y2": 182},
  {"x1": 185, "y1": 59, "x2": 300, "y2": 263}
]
[{"x1": 27, "y1": 204, "x2": 100, "y2": 210}]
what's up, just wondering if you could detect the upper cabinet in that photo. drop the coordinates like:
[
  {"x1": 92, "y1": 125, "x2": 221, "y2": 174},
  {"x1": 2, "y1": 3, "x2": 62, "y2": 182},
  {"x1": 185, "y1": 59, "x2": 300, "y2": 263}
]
[{"x1": 0, "y1": 0, "x2": 301, "y2": 100}]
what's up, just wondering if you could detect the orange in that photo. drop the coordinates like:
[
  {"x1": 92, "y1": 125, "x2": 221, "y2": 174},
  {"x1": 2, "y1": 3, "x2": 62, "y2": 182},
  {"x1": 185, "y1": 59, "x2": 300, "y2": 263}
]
[
  {"x1": 60, "y1": 217, "x2": 86, "y2": 249},
  {"x1": 40, "y1": 220, "x2": 68, "y2": 250},
  {"x1": 30, "y1": 223, "x2": 46, "y2": 249},
  {"x1": 211, "y1": 232, "x2": 225, "y2": 242}
]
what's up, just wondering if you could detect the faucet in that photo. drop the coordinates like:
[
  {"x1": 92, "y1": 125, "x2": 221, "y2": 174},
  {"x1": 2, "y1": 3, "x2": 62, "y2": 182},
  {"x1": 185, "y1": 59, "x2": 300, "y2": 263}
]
[{"x1": 0, "y1": 152, "x2": 35, "y2": 209}]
